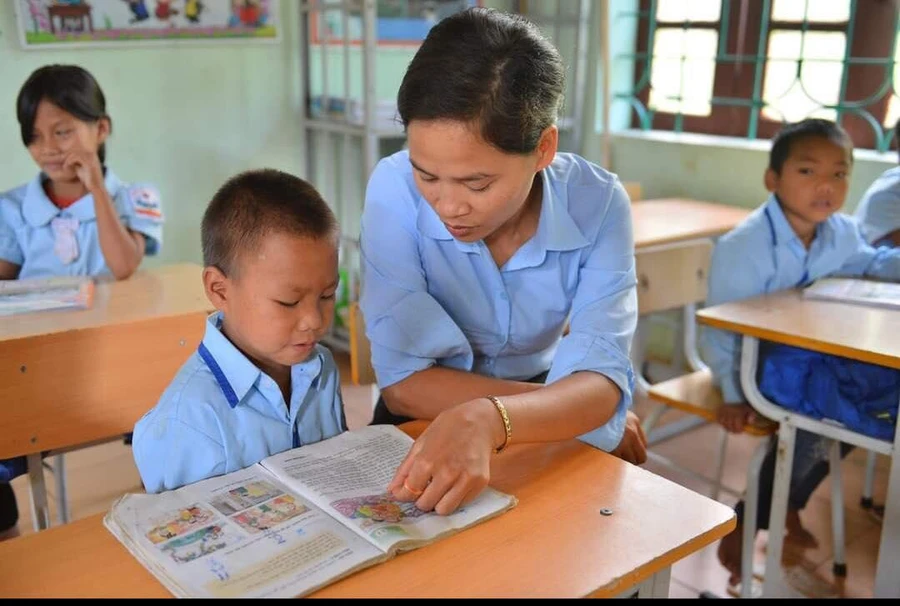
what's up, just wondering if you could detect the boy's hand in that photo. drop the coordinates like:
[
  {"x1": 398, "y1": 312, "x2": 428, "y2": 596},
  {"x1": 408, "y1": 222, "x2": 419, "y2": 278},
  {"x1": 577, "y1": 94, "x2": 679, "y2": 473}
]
[
  {"x1": 64, "y1": 149, "x2": 105, "y2": 194},
  {"x1": 610, "y1": 410, "x2": 647, "y2": 464},
  {"x1": 717, "y1": 403, "x2": 756, "y2": 434}
]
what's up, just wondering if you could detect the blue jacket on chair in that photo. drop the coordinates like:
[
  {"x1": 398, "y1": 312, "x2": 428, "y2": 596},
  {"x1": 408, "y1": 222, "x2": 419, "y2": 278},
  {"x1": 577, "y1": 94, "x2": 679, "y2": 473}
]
[{"x1": 758, "y1": 343, "x2": 900, "y2": 441}]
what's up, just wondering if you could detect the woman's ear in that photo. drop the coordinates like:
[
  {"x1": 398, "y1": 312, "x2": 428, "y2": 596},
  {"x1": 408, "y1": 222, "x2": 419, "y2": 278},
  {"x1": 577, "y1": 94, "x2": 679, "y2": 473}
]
[{"x1": 535, "y1": 125, "x2": 559, "y2": 172}]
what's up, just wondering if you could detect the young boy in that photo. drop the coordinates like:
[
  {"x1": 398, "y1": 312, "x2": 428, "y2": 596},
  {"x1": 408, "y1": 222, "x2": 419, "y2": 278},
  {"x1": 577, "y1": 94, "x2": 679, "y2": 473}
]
[
  {"x1": 854, "y1": 119, "x2": 900, "y2": 248},
  {"x1": 701, "y1": 119, "x2": 900, "y2": 590},
  {"x1": 133, "y1": 169, "x2": 347, "y2": 493}
]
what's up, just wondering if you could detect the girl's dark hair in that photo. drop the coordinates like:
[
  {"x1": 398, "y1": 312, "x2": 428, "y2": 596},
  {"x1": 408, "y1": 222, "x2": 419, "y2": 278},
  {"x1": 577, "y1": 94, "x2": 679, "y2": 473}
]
[
  {"x1": 397, "y1": 7, "x2": 564, "y2": 154},
  {"x1": 17, "y1": 64, "x2": 111, "y2": 165}
]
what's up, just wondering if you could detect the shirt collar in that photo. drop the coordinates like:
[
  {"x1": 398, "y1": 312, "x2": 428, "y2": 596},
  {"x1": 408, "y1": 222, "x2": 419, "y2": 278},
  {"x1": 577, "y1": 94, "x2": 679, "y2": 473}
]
[
  {"x1": 415, "y1": 164, "x2": 590, "y2": 259},
  {"x1": 22, "y1": 170, "x2": 122, "y2": 227},
  {"x1": 763, "y1": 194, "x2": 833, "y2": 248},
  {"x1": 198, "y1": 312, "x2": 324, "y2": 409}
]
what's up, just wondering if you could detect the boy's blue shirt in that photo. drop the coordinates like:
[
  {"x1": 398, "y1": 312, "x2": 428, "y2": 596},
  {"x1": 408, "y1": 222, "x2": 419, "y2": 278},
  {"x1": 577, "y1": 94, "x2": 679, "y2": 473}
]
[
  {"x1": 702, "y1": 194, "x2": 900, "y2": 403},
  {"x1": 133, "y1": 312, "x2": 346, "y2": 493}
]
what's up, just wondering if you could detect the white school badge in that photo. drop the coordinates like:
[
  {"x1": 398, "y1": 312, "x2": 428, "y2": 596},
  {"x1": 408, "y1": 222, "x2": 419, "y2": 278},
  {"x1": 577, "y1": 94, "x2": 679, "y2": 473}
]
[{"x1": 50, "y1": 217, "x2": 80, "y2": 265}]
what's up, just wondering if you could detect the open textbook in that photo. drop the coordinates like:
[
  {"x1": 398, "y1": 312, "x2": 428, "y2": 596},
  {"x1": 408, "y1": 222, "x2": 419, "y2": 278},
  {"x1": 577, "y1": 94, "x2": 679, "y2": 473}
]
[
  {"x1": 0, "y1": 275, "x2": 94, "y2": 316},
  {"x1": 104, "y1": 425, "x2": 517, "y2": 598},
  {"x1": 802, "y1": 277, "x2": 900, "y2": 311}
]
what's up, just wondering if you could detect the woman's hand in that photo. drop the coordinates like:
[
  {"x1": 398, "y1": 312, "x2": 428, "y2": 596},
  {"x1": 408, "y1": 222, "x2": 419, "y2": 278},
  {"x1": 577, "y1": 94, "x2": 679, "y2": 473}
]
[
  {"x1": 388, "y1": 397, "x2": 502, "y2": 515},
  {"x1": 64, "y1": 149, "x2": 105, "y2": 194}
]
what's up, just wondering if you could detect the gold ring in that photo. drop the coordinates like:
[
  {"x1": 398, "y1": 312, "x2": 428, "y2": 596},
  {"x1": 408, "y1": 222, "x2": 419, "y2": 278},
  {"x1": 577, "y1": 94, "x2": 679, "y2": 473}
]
[{"x1": 403, "y1": 480, "x2": 424, "y2": 497}]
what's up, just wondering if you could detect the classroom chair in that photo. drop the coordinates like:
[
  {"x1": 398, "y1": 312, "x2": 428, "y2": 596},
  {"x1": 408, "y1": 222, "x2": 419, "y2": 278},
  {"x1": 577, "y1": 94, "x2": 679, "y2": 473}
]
[
  {"x1": 348, "y1": 301, "x2": 376, "y2": 386},
  {"x1": 633, "y1": 238, "x2": 847, "y2": 598}
]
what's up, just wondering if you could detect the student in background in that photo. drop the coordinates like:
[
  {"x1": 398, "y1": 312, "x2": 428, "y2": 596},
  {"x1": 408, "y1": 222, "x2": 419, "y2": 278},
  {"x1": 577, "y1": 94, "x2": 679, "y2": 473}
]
[
  {"x1": 854, "y1": 119, "x2": 900, "y2": 248},
  {"x1": 360, "y1": 7, "x2": 646, "y2": 518},
  {"x1": 133, "y1": 170, "x2": 348, "y2": 493},
  {"x1": 0, "y1": 64, "x2": 164, "y2": 540},
  {"x1": 702, "y1": 119, "x2": 900, "y2": 592}
]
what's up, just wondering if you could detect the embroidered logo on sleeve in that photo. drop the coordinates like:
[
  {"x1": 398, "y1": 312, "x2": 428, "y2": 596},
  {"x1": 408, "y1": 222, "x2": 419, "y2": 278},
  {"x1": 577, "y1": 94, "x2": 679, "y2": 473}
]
[{"x1": 130, "y1": 186, "x2": 163, "y2": 221}]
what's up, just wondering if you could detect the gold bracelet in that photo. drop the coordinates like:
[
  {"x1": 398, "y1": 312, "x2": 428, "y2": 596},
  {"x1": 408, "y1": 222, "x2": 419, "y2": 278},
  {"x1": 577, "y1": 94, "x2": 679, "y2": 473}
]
[{"x1": 486, "y1": 395, "x2": 511, "y2": 454}]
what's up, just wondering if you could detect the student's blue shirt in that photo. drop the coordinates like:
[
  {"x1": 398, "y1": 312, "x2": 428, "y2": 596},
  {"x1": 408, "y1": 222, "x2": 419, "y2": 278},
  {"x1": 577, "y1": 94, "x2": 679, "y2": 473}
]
[
  {"x1": 854, "y1": 166, "x2": 900, "y2": 247},
  {"x1": 702, "y1": 194, "x2": 900, "y2": 404},
  {"x1": 132, "y1": 313, "x2": 347, "y2": 493},
  {"x1": 0, "y1": 170, "x2": 163, "y2": 279},
  {"x1": 360, "y1": 150, "x2": 637, "y2": 452}
]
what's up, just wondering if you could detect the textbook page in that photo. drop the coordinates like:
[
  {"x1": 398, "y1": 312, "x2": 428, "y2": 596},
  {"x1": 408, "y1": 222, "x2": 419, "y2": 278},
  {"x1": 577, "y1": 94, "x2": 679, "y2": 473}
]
[
  {"x1": 803, "y1": 278, "x2": 900, "y2": 310},
  {"x1": 104, "y1": 466, "x2": 384, "y2": 598},
  {"x1": 260, "y1": 425, "x2": 517, "y2": 554}
]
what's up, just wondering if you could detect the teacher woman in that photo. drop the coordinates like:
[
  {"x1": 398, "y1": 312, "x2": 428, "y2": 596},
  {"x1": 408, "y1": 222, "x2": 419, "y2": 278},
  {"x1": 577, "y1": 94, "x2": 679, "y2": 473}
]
[{"x1": 360, "y1": 7, "x2": 646, "y2": 515}]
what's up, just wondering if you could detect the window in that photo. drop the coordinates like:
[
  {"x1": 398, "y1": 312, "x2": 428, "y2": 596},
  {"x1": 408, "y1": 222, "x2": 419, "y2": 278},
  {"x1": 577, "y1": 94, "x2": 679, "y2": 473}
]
[{"x1": 628, "y1": 0, "x2": 899, "y2": 150}]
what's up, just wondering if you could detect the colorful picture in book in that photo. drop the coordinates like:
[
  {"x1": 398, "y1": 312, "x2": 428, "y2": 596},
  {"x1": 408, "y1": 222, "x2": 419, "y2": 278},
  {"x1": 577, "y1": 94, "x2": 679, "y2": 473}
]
[
  {"x1": 14, "y1": 0, "x2": 279, "y2": 48},
  {"x1": 231, "y1": 495, "x2": 309, "y2": 534},
  {"x1": 330, "y1": 494, "x2": 429, "y2": 527},
  {"x1": 209, "y1": 481, "x2": 284, "y2": 516},
  {"x1": 144, "y1": 504, "x2": 216, "y2": 545},
  {"x1": 160, "y1": 524, "x2": 240, "y2": 564},
  {"x1": 311, "y1": 0, "x2": 481, "y2": 46}
]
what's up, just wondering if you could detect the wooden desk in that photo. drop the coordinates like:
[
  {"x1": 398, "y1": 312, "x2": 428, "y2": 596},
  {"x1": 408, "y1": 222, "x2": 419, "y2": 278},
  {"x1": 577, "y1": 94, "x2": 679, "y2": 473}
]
[
  {"x1": 0, "y1": 263, "x2": 211, "y2": 528},
  {"x1": 0, "y1": 421, "x2": 736, "y2": 598},
  {"x1": 632, "y1": 198, "x2": 751, "y2": 250},
  {"x1": 698, "y1": 291, "x2": 900, "y2": 597}
]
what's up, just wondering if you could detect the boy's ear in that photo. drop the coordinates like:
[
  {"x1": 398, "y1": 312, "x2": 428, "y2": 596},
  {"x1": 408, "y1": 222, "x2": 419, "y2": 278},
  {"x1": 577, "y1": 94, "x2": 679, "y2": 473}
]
[
  {"x1": 203, "y1": 266, "x2": 230, "y2": 312},
  {"x1": 764, "y1": 168, "x2": 778, "y2": 193}
]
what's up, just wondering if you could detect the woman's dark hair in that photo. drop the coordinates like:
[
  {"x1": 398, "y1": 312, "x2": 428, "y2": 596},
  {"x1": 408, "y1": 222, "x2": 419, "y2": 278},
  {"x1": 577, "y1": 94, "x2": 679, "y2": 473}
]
[
  {"x1": 17, "y1": 64, "x2": 111, "y2": 165},
  {"x1": 397, "y1": 7, "x2": 564, "y2": 154}
]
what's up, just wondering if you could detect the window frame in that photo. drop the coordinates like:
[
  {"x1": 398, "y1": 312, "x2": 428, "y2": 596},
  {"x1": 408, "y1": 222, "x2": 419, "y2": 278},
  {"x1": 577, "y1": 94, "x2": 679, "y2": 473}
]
[{"x1": 632, "y1": 0, "x2": 897, "y2": 149}]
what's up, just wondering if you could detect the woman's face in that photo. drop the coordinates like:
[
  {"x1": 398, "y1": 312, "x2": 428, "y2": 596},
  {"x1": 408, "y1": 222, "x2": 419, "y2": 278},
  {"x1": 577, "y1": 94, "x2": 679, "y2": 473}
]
[{"x1": 406, "y1": 119, "x2": 557, "y2": 242}]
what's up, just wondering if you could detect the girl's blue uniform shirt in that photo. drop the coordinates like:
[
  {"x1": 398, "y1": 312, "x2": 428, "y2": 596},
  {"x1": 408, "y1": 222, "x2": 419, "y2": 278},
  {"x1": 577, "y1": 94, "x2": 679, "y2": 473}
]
[
  {"x1": 0, "y1": 170, "x2": 163, "y2": 278},
  {"x1": 360, "y1": 151, "x2": 638, "y2": 452}
]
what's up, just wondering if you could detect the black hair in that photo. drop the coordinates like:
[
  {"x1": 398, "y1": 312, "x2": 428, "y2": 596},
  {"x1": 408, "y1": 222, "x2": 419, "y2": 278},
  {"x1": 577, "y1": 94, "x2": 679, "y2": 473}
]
[
  {"x1": 769, "y1": 118, "x2": 853, "y2": 174},
  {"x1": 17, "y1": 64, "x2": 111, "y2": 165},
  {"x1": 397, "y1": 7, "x2": 564, "y2": 154},
  {"x1": 894, "y1": 118, "x2": 900, "y2": 164},
  {"x1": 201, "y1": 169, "x2": 338, "y2": 277}
]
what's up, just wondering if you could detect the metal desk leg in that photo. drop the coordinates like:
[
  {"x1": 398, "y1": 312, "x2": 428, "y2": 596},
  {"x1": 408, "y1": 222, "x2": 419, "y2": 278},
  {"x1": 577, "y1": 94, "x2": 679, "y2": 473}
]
[
  {"x1": 53, "y1": 454, "x2": 70, "y2": 524},
  {"x1": 26, "y1": 453, "x2": 50, "y2": 531},
  {"x1": 761, "y1": 421, "x2": 797, "y2": 596},
  {"x1": 636, "y1": 567, "x2": 671, "y2": 598},
  {"x1": 874, "y1": 392, "x2": 900, "y2": 597}
]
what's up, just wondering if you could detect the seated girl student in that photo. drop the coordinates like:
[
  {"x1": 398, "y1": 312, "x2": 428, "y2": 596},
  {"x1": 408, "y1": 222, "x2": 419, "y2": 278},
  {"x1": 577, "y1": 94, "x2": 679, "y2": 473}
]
[
  {"x1": 0, "y1": 64, "x2": 163, "y2": 539},
  {"x1": 360, "y1": 7, "x2": 646, "y2": 517}
]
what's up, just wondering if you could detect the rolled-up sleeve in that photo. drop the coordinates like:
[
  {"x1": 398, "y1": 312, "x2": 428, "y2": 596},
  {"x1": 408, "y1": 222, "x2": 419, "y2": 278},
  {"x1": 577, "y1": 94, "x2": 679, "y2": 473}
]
[
  {"x1": 547, "y1": 181, "x2": 637, "y2": 452},
  {"x1": 359, "y1": 160, "x2": 473, "y2": 389},
  {"x1": 701, "y1": 237, "x2": 767, "y2": 404}
]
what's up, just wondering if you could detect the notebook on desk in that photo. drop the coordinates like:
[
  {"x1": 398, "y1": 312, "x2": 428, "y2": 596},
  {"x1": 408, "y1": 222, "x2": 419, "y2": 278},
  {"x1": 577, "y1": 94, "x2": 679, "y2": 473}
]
[
  {"x1": 802, "y1": 278, "x2": 900, "y2": 311},
  {"x1": 0, "y1": 276, "x2": 94, "y2": 316}
]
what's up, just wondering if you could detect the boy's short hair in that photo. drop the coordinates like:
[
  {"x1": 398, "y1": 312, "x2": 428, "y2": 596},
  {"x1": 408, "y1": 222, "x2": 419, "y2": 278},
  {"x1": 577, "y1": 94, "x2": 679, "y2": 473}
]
[
  {"x1": 769, "y1": 118, "x2": 853, "y2": 174},
  {"x1": 201, "y1": 169, "x2": 338, "y2": 276}
]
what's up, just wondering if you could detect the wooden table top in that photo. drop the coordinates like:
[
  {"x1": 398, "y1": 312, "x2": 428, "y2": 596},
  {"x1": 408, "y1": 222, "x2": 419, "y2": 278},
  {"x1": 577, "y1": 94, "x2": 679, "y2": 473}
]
[
  {"x1": 697, "y1": 289, "x2": 900, "y2": 370},
  {"x1": 632, "y1": 198, "x2": 751, "y2": 249},
  {"x1": 0, "y1": 422, "x2": 735, "y2": 598},
  {"x1": 0, "y1": 263, "x2": 209, "y2": 343}
]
